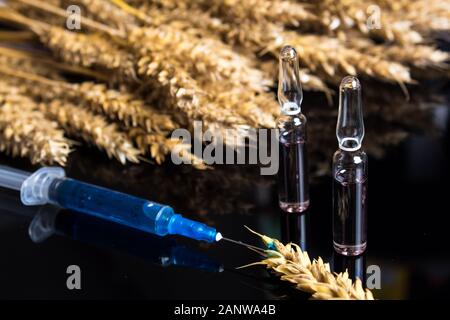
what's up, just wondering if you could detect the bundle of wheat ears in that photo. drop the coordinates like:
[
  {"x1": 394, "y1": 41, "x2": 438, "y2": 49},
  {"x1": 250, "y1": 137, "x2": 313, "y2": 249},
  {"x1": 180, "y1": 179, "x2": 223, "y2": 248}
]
[
  {"x1": 0, "y1": 0, "x2": 448, "y2": 167},
  {"x1": 242, "y1": 228, "x2": 375, "y2": 300}
]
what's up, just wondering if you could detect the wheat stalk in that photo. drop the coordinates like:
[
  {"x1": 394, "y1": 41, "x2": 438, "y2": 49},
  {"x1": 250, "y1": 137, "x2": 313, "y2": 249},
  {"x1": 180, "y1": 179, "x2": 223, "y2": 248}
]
[
  {"x1": 0, "y1": 52, "x2": 64, "y2": 80},
  {"x1": 38, "y1": 99, "x2": 141, "y2": 164},
  {"x1": 7, "y1": 0, "x2": 66, "y2": 28},
  {"x1": 0, "y1": 83, "x2": 71, "y2": 165},
  {"x1": 9, "y1": 0, "x2": 124, "y2": 36},
  {"x1": 241, "y1": 228, "x2": 375, "y2": 300},
  {"x1": 0, "y1": 7, "x2": 136, "y2": 81},
  {"x1": 0, "y1": 30, "x2": 35, "y2": 41},
  {"x1": 0, "y1": 46, "x2": 110, "y2": 81}
]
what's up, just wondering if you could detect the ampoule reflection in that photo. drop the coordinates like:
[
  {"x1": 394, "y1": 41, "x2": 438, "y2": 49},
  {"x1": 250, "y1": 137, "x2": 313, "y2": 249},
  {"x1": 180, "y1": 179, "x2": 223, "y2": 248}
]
[
  {"x1": 277, "y1": 45, "x2": 309, "y2": 213},
  {"x1": 332, "y1": 252, "x2": 366, "y2": 284},
  {"x1": 280, "y1": 209, "x2": 309, "y2": 252},
  {"x1": 332, "y1": 76, "x2": 368, "y2": 256}
]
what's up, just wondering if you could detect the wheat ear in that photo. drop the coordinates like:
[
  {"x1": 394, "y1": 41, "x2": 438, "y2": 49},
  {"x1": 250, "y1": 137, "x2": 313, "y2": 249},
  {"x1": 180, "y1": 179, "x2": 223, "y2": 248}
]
[
  {"x1": 38, "y1": 99, "x2": 141, "y2": 164},
  {"x1": 141, "y1": 0, "x2": 320, "y2": 28},
  {"x1": 241, "y1": 228, "x2": 375, "y2": 300},
  {"x1": 0, "y1": 83, "x2": 71, "y2": 165},
  {"x1": 0, "y1": 65, "x2": 177, "y2": 134},
  {"x1": 126, "y1": 128, "x2": 208, "y2": 169}
]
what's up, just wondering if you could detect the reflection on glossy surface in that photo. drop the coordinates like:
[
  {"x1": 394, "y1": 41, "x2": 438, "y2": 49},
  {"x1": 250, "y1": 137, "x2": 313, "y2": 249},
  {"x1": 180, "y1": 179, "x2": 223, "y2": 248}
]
[
  {"x1": 332, "y1": 253, "x2": 366, "y2": 284},
  {"x1": 0, "y1": 84, "x2": 449, "y2": 299},
  {"x1": 280, "y1": 210, "x2": 309, "y2": 252},
  {"x1": 0, "y1": 191, "x2": 222, "y2": 273}
]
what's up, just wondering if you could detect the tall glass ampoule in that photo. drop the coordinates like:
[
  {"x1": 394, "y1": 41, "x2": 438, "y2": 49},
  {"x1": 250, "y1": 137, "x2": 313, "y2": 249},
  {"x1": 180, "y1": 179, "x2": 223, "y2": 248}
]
[
  {"x1": 332, "y1": 76, "x2": 368, "y2": 256},
  {"x1": 277, "y1": 45, "x2": 309, "y2": 213}
]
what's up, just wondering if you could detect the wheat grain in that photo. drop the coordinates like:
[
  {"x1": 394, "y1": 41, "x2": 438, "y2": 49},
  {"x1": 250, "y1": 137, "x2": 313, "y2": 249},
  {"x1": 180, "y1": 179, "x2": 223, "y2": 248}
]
[
  {"x1": 126, "y1": 128, "x2": 208, "y2": 169},
  {"x1": 242, "y1": 228, "x2": 375, "y2": 300},
  {"x1": 310, "y1": 0, "x2": 423, "y2": 44},
  {"x1": 135, "y1": 2, "x2": 412, "y2": 86},
  {"x1": 229, "y1": 21, "x2": 412, "y2": 85},
  {"x1": 38, "y1": 99, "x2": 141, "y2": 164},
  {"x1": 0, "y1": 65, "x2": 177, "y2": 134},
  {"x1": 0, "y1": 83, "x2": 71, "y2": 165},
  {"x1": 129, "y1": 25, "x2": 270, "y2": 91},
  {"x1": 0, "y1": 46, "x2": 110, "y2": 81},
  {"x1": 69, "y1": 82, "x2": 177, "y2": 133},
  {"x1": 64, "y1": 0, "x2": 139, "y2": 31},
  {"x1": 276, "y1": 31, "x2": 413, "y2": 85},
  {"x1": 375, "y1": 0, "x2": 450, "y2": 34},
  {"x1": 35, "y1": 26, "x2": 137, "y2": 81},
  {"x1": 17, "y1": 4, "x2": 256, "y2": 130},
  {"x1": 136, "y1": 54, "x2": 247, "y2": 126},
  {"x1": 142, "y1": 0, "x2": 319, "y2": 28},
  {"x1": 355, "y1": 40, "x2": 449, "y2": 70},
  {"x1": 137, "y1": 5, "x2": 331, "y2": 94}
]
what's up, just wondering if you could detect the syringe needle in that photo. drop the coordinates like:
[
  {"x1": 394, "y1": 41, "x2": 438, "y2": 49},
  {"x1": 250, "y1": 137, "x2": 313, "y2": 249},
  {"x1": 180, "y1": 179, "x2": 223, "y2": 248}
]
[{"x1": 221, "y1": 237, "x2": 266, "y2": 254}]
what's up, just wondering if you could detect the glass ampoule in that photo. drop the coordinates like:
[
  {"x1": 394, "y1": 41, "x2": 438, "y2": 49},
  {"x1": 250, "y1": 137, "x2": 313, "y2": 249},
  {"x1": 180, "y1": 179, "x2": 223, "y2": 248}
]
[
  {"x1": 277, "y1": 45, "x2": 309, "y2": 213},
  {"x1": 332, "y1": 76, "x2": 368, "y2": 256}
]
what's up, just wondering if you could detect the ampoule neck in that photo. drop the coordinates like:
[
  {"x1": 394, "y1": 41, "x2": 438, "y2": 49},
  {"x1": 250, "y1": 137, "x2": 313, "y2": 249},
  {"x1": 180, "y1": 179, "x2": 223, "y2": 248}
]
[
  {"x1": 333, "y1": 148, "x2": 367, "y2": 165},
  {"x1": 281, "y1": 102, "x2": 301, "y2": 116},
  {"x1": 277, "y1": 111, "x2": 306, "y2": 125},
  {"x1": 339, "y1": 143, "x2": 361, "y2": 152}
]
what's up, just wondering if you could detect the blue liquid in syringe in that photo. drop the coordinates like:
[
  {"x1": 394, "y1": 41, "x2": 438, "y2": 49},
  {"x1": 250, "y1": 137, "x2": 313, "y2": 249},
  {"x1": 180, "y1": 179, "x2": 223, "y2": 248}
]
[
  {"x1": 48, "y1": 179, "x2": 172, "y2": 236},
  {"x1": 46, "y1": 178, "x2": 218, "y2": 242}
]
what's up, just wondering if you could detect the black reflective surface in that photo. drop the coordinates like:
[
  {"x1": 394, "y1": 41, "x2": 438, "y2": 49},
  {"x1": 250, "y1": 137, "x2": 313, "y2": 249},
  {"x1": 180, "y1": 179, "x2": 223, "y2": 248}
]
[{"x1": 0, "y1": 83, "x2": 449, "y2": 300}]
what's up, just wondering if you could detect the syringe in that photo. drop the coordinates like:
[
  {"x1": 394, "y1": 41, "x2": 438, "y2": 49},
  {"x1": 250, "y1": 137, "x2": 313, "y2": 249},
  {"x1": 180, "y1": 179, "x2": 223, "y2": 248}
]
[{"x1": 0, "y1": 165, "x2": 222, "y2": 243}]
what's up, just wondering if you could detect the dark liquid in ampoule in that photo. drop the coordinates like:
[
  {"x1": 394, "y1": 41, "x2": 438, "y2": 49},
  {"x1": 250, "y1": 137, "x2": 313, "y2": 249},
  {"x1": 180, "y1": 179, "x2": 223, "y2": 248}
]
[
  {"x1": 332, "y1": 172, "x2": 367, "y2": 256},
  {"x1": 278, "y1": 138, "x2": 309, "y2": 212}
]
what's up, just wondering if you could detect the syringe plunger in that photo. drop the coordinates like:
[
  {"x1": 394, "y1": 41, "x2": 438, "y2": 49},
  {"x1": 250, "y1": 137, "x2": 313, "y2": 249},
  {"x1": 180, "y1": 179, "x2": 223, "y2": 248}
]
[{"x1": 0, "y1": 165, "x2": 30, "y2": 191}]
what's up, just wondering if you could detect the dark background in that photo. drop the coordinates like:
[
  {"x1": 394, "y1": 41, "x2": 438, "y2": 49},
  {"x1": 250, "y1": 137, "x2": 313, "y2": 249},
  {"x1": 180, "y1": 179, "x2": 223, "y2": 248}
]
[{"x1": 0, "y1": 80, "x2": 449, "y2": 300}]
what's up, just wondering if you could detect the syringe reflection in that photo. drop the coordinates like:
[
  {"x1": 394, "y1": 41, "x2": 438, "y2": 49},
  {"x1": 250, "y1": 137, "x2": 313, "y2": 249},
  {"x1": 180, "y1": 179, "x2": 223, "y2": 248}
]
[{"x1": 0, "y1": 191, "x2": 223, "y2": 273}]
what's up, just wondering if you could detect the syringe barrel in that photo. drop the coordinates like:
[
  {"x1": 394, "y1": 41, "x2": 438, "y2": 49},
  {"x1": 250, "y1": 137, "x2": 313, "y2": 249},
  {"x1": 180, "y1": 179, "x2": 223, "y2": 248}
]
[
  {"x1": 0, "y1": 165, "x2": 30, "y2": 191},
  {"x1": 47, "y1": 178, "x2": 174, "y2": 237},
  {"x1": 46, "y1": 178, "x2": 219, "y2": 242}
]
